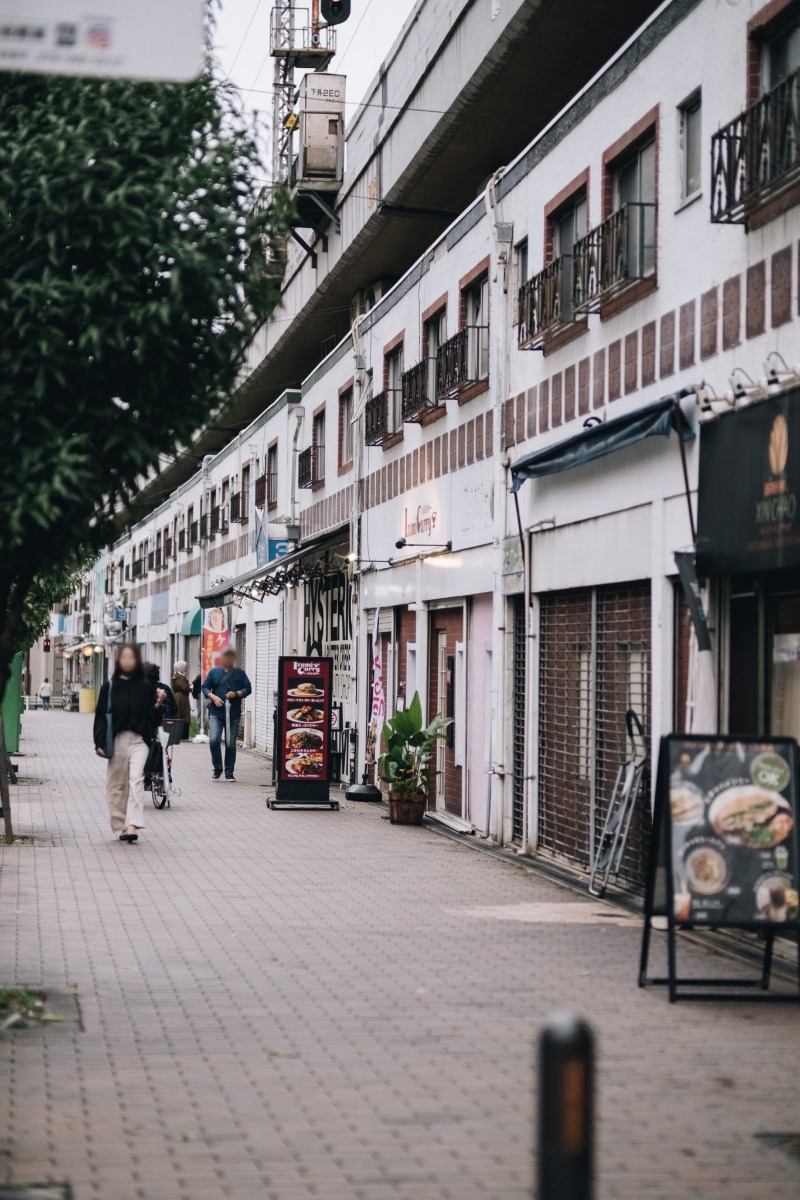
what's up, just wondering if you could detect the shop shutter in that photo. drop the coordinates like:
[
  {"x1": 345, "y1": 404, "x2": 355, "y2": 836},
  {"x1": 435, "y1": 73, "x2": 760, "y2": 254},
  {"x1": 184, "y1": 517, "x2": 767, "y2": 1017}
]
[
  {"x1": 266, "y1": 620, "x2": 278, "y2": 756},
  {"x1": 254, "y1": 623, "x2": 269, "y2": 752},
  {"x1": 511, "y1": 595, "x2": 527, "y2": 843},
  {"x1": 538, "y1": 583, "x2": 651, "y2": 891}
]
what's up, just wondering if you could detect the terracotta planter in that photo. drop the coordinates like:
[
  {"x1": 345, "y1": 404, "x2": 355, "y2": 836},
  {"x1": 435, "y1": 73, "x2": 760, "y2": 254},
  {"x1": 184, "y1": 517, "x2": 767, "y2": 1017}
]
[{"x1": 388, "y1": 792, "x2": 427, "y2": 825}]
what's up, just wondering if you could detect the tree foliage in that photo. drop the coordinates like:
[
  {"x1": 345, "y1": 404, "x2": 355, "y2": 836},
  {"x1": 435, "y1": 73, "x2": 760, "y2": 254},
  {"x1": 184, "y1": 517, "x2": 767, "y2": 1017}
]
[{"x1": 0, "y1": 63, "x2": 289, "y2": 696}]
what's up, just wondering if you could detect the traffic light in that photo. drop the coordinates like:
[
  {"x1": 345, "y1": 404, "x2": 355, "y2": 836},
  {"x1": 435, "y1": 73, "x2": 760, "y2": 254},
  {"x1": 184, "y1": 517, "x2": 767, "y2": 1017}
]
[
  {"x1": 321, "y1": 0, "x2": 350, "y2": 25},
  {"x1": 43, "y1": 637, "x2": 51, "y2": 653}
]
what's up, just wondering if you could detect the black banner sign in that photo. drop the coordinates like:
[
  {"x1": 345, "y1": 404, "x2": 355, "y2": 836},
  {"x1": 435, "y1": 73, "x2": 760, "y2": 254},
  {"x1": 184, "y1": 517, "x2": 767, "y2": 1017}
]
[{"x1": 697, "y1": 388, "x2": 800, "y2": 575}]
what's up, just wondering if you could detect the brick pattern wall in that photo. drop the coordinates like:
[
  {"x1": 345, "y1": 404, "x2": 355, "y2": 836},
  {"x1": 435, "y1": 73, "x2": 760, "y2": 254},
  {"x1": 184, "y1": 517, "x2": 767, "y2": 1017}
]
[{"x1": 300, "y1": 235, "x2": 799, "y2": 524}]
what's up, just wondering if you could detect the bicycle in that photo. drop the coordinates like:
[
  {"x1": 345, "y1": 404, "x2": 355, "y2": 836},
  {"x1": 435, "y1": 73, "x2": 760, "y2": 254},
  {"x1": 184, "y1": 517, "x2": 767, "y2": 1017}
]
[{"x1": 146, "y1": 720, "x2": 183, "y2": 810}]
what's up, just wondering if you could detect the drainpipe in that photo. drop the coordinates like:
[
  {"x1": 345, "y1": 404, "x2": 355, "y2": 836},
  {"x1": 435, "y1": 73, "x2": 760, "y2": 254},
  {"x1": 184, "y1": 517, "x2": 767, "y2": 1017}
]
[
  {"x1": 485, "y1": 169, "x2": 513, "y2": 847},
  {"x1": 199, "y1": 454, "x2": 214, "y2": 595},
  {"x1": 289, "y1": 406, "x2": 306, "y2": 529}
]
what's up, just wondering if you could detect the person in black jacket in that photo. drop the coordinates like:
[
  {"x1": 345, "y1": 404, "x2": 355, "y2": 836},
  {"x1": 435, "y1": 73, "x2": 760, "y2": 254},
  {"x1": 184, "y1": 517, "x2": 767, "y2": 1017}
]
[
  {"x1": 143, "y1": 662, "x2": 177, "y2": 721},
  {"x1": 94, "y1": 644, "x2": 166, "y2": 843}
]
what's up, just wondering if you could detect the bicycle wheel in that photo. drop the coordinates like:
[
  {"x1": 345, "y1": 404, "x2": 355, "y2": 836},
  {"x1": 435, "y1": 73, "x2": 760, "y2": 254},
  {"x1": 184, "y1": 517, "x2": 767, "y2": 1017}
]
[{"x1": 150, "y1": 774, "x2": 167, "y2": 809}]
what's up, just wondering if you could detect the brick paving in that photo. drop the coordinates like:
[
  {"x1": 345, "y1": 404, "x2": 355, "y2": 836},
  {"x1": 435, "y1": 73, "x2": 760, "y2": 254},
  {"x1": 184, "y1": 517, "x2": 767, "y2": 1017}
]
[{"x1": 1, "y1": 711, "x2": 799, "y2": 1199}]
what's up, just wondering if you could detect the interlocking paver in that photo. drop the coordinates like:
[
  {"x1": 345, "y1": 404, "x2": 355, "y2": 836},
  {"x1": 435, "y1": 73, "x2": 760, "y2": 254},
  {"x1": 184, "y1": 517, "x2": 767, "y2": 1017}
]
[{"x1": 0, "y1": 711, "x2": 799, "y2": 1199}]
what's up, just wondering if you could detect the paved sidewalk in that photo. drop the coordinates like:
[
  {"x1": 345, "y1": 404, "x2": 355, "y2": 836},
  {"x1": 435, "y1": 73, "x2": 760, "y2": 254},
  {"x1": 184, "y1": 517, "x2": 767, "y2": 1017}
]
[{"x1": 1, "y1": 712, "x2": 799, "y2": 1200}]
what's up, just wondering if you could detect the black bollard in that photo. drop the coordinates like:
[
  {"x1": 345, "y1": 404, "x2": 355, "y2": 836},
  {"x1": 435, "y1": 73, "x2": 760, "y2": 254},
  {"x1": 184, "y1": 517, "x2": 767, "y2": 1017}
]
[{"x1": 538, "y1": 1013, "x2": 594, "y2": 1200}]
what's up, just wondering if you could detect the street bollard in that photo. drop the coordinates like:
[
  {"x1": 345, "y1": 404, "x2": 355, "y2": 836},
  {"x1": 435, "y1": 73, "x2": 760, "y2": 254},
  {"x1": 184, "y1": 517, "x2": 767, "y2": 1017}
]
[{"x1": 538, "y1": 1012, "x2": 594, "y2": 1200}]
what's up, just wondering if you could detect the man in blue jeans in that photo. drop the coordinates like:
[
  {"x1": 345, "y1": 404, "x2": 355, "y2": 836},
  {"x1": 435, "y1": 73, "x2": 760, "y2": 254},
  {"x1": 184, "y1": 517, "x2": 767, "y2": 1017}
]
[{"x1": 201, "y1": 646, "x2": 252, "y2": 781}]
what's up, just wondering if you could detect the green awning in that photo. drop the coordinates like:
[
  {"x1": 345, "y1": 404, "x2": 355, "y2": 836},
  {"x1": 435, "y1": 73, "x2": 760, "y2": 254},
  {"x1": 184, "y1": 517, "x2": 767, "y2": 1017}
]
[{"x1": 180, "y1": 606, "x2": 203, "y2": 637}]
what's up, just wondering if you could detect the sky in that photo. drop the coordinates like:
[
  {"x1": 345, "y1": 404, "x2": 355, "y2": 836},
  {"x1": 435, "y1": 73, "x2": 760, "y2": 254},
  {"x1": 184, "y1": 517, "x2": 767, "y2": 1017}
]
[{"x1": 214, "y1": 0, "x2": 414, "y2": 177}]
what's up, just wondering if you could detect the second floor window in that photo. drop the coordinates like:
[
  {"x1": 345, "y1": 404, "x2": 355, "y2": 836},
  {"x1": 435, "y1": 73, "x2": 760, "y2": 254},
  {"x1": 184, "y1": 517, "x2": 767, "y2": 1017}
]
[
  {"x1": 386, "y1": 346, "x2": 404, "y2": 433},
  {"x1": 551, "y1": 194, "x2": 586, "y2": 324},
  {"x1": 763, "y1": 16, "x2": 800, "y2": 91},
  {"x1": 464, "y1": 276, "x2": 489, "y2": 381},
  {"x1": 313, "y1": 411, "x2": 325, "y2": 483},
  {"x1": 612, "y1": 138, "x2": 656, "y2": 279},
  {"x1": 425, "y1": 310, "x2": 447, "y2": 401},
  {"x1": 267, "y1": 443, "x2": 278, "y2": 507},
  {"x1": 339, "y1": 388, "x2": 353, "y2": 468},
  {"x1": 679, "y1": 91, "x2": 702, "y2": 201}
]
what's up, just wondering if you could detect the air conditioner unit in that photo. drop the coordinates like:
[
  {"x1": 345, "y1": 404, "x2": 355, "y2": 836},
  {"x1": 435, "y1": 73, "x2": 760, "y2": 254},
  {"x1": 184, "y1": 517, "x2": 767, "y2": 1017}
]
[{"x1": 295, "y1": 73, "x2": 346, "y2": 193}]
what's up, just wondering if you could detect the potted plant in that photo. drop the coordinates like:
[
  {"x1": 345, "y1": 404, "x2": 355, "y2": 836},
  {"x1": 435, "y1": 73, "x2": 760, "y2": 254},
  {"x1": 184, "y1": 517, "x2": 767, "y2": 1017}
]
[{"x1": 377, "y1": 691, "x2": 452, "y2": 825}]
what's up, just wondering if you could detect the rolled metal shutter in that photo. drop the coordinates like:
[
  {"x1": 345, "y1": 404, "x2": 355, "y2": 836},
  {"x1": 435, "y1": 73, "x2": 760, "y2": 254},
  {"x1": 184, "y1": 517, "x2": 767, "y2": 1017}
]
[
  {"x1": 254, "y1": 623, "x2": 269, "y2": 752},
  {"x1": 538, "y1": 582, "x2": 651, "y2": 891},
  {"x1": 511, "y1": 595, "x2": 527, "y2": 843},
  {"x1": 266, "y1": 620, "x2": 278, "y2": 757}
]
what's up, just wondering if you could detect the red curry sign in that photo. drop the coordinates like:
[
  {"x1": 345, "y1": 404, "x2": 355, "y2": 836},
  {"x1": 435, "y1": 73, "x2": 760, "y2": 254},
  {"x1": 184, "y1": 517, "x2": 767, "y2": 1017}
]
[{"x1": 276, "y1": 656, "x2": 333, "y2": 786}]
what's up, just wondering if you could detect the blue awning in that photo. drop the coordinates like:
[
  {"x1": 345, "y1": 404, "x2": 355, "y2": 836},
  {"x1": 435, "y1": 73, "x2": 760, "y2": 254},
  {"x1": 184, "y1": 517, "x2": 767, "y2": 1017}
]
[
  {"x1": 510, "y1": 395, "x2": 694, "y2": 492},
  {"x1": 180, "y1": 605, "x2": 203, "y2": 637}
]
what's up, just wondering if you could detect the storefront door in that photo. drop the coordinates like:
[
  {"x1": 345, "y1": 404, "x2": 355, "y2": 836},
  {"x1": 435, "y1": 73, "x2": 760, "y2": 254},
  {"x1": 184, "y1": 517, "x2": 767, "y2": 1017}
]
[
  {"x1": 428, "y1": 607, "x2": 463, "y2": 816},
  {"x1": 726, "y1": 574, "x2": 800, "y2": 740}
]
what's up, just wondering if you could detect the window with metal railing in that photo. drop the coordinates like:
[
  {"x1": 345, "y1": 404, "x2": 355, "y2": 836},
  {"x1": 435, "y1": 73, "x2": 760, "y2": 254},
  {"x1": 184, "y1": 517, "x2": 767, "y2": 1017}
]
[
  {"x1": 229, "y1": 492, "x2": 241, "y2": 523},
  {"x1": 298, "y1": 446, "x2": 314, "y2": 489},
  {"x1": 518, "y1": 259, "x2": 563, "y2": 349},
  {"x1": 364, "y1": 391, "x2": 388, "y2": 445},
  {"x1": 711, "y1": 66, "x2": 800, "y2": 224},
  {"x1": 573, "y1": 202, "x2": 657, "y2": 313},
  {"x1": 401, "y1": 359, "x2": 436, "y2": 422},
  {"x1": 267, "y1": 444, "x2": 278, "y2": 507},
  {"x1": 254, "y1": 473, "x2": 267, "y2": 508},
  {"x1": 132, "y1": 559, "x2": 144, "y2": 578},
  {"x1": 178, "y1": 529, "x2": 186, "y2": 553},
  {"x1": 210, "y1": 505, "x2": 221, "y2": 535}
]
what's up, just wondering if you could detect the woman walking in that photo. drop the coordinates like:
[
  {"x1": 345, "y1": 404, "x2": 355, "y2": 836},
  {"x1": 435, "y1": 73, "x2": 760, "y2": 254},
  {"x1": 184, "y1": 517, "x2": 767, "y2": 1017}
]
[
  {"x1": 93, "y1": 645, "x2": 166, "y2": 843},
  {"x1": 171, "y1": 660, "x2": 192, "y2": 739}
]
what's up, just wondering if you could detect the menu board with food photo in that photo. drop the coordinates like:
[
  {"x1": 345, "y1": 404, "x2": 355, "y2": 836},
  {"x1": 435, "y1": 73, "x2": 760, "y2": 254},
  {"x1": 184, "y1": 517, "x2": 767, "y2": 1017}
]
[
  {"x1": 666, "y1": 736, "x2": 799, "y2": 929},
  {"x1": 275, "y1": 656, "x2": 333, "y2": 800}
]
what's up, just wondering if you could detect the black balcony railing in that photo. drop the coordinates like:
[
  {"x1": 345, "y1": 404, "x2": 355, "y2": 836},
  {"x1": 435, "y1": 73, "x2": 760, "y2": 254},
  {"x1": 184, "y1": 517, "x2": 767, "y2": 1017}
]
[
  {"x1": 401, "y1": 360, "x2": 438, "y2": 422},
  {"x1": 518, "y1": 259, "x2": 564, "y2": 349},
  {"x1": 229, "y1": 492, "x2": 241, "y2": 523},
  {"x1": 210, "y1": 505, "x2": 221, "y2": 535},
  {"x1": 435, "y1": 326, "x2": 488, "y2": 396},
  {"x1": 189, "y1": 521, "x2": 198, "y2": 547},
  {"x1": 165, "y1": 537, "x2": 174, "y2": 560},
  {"x1": 267, "y1": 471, "x2": 278, "y2": 507},
  {"x1": 199, "y1": 514, "x2": 209, "y2": 541},
  {"x1": 711, "y1": 68, "x2": 800, "y2": 225},
  {"x1": 298, "y1": 445, "x2": 326, "y2": 488},
  {"x1": 573, "y1": 202, "x2": 656, "y2": 314},
  {"x1": 254, "y1": 473, "x2": 267, "y2": 507},
  {"x1": 178, "y1": 529, "x2": 186, "y2": 552},
  {"x1": 365, "y1": 391, "x2": 388, "y2": 445},
  {"x1": 132, "y1": 559, "x2": 144, "y2": 579}
]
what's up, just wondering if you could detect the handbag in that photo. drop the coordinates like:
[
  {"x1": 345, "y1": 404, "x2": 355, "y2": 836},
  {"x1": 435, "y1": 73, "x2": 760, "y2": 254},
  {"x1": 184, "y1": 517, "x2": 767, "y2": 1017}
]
[
  {"x1": 104, "y1": 681, "x2": 115, "y2": 760},
  {"x1": 144, "y1": 739, "x2": 163, "y2": 778}
]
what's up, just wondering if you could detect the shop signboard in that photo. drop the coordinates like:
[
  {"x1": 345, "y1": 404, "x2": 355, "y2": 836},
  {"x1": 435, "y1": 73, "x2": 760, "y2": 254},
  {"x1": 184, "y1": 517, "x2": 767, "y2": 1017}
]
[
  {"x1": 201, "y1": 606, "x2": 230, "y2": 679},
  {"x1": 272, "y1": 656, "x2": 335, "y2": 807},
  {"x1": 640, "y1": 734, "x2": 800, "y2": 1002},
  {"x1": 0, "y1": 0, "x2": 205, "y2": 81},
  {"x1": 697, "y1": 389, "x2": 800, "y2": 575}
]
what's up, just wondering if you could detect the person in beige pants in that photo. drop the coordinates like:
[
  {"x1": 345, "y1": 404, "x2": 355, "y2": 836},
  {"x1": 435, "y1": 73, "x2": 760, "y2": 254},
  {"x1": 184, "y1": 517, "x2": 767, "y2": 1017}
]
[{"x1": 93, "y1": 644, "x2": 166, "y2": 843}]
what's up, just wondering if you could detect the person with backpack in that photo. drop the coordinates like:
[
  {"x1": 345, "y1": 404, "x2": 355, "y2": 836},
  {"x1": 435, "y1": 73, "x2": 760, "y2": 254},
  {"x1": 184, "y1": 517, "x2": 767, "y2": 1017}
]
[{"x1": 200, "y1": 645, "x2": 251, "y2": 782}]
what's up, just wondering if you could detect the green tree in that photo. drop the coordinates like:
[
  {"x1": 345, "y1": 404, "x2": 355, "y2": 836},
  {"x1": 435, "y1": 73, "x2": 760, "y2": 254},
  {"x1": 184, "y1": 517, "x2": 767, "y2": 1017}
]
[
  {"x1": 0, "y1": 63, "x2": 289, "y2": 705},
  {"x1": 0, "y1": 552, "x2": 93, "y2": 842}
]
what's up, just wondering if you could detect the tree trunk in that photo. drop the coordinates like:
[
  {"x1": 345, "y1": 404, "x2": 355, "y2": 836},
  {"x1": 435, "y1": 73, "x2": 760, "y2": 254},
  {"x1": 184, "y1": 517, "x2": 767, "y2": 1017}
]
[{"x1": 0, "y1": 714, "x2": 14, "y2": 845}]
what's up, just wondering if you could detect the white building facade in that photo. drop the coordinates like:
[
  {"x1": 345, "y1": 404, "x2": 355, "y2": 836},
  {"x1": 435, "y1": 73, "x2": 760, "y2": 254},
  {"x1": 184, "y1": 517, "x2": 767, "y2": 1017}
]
[{"x1": 60, "y1": 0, "x2": 800, "y2": 892}]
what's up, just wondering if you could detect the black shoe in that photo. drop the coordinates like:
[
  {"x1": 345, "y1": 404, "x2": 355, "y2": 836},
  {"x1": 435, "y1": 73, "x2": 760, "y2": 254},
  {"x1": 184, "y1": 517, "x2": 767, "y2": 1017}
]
[
  {"x1": 212, "y1": 770, "x2": 223, "y2": 780},
  {"x1": 225, "y1": 775, "x2": 235, "y2": 783}
]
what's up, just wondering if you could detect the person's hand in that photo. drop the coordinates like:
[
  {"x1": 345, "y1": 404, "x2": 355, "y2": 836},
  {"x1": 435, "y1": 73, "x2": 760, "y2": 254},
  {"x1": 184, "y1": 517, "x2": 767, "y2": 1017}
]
[
  {"x1": 95, "y1": 747, "x2": 105, "y2": 758},
  {"x1": 226, "y1": 690, "x2": 238, "y2": 700},
  {"x1": 211, "y1": 694, "x2": 224, "y2": 708},
  {"x1": 155, "y1": 688, "x2": 166, "y2": 707}
]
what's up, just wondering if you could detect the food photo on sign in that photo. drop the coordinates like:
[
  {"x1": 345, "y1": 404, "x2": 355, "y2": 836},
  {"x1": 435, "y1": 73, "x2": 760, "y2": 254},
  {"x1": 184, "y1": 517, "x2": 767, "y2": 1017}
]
[
  {"x1": 667, "y1": 738, "x2": 799, "y2": 927},
  {"x1": 275, "y1": 657, "x2": 333, "y2": 790}
]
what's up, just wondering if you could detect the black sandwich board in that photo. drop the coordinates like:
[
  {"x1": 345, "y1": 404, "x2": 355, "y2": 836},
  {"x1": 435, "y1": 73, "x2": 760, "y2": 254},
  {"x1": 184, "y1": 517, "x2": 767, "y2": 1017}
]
[{"x1": 639, "y1": 734, "x2": 800, "y2": 1002}]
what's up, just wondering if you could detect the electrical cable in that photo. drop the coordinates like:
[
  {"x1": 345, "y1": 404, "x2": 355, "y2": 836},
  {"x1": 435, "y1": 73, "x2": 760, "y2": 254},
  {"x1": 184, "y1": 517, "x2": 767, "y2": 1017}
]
[{"x1": 223, "y1": 0, "x2": 266, "y2": 81}]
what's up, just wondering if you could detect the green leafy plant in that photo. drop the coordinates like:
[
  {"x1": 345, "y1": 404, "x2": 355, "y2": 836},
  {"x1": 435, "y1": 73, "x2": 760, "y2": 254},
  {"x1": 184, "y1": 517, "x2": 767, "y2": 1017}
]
[{"x1": 377, "y1": 692, "x2": 452, "y2": 800}]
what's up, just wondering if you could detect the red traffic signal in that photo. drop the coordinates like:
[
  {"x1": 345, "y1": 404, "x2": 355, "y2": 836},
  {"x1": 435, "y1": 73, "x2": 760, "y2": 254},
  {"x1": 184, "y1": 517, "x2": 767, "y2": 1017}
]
[
  {"x1": 321, "y1": 0, "x2": 350, "y2": 24},
  {"x1": 43, "y1": 637, "x2": 51, "y2": 653}
]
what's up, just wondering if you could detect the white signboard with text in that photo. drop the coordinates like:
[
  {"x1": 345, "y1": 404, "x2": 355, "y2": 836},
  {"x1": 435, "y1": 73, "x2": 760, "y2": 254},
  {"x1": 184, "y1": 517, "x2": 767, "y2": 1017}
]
[{"x1": 0, "y1": 1, "x2": 205, "y2": 81}]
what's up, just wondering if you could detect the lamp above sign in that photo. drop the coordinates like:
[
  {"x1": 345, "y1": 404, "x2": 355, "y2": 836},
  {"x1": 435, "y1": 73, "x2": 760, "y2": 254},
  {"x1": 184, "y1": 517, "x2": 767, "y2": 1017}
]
[{"x1": 0, "y1": 0, "x2": 205, "y2": 81}]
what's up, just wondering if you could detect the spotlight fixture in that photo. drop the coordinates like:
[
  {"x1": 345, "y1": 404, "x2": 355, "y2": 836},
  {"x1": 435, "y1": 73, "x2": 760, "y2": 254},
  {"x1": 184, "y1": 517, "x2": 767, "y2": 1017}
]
[
  {"x1": 394, "y1": 538, "x2": 452, "y2": 551},
  {"x1": 729, "y1": 367, "x2": 767, "y2": 407},
  {"x1": 764, "y1": 350, "x2": 800, "y2": 393}
]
